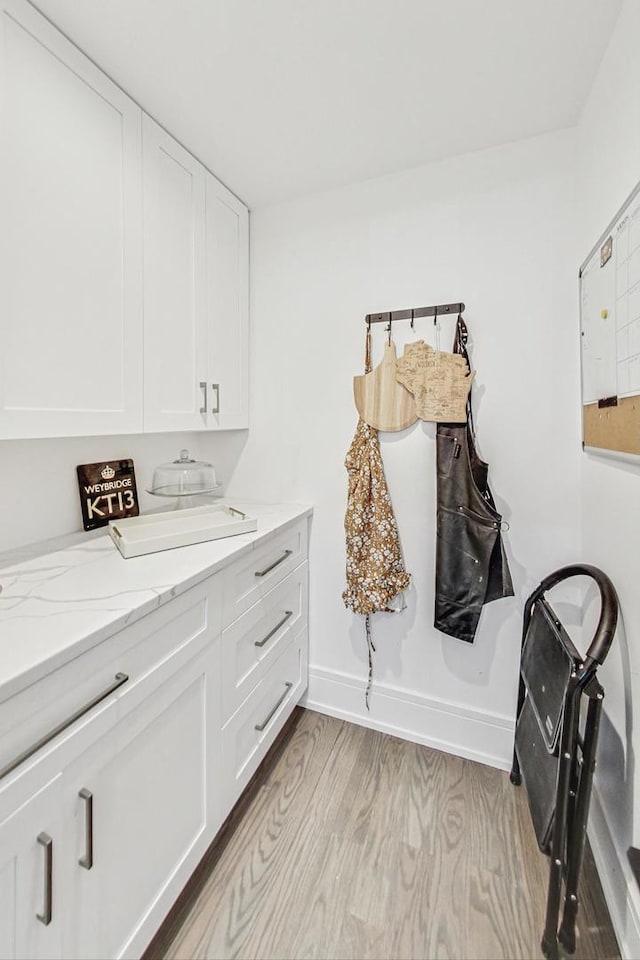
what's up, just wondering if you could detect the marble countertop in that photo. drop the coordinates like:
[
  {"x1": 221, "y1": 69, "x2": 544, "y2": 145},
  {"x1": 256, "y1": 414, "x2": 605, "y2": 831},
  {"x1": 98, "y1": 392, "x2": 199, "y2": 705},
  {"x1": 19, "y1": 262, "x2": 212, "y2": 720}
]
[{"x1": 0, "y1": 500, "x2": 312, "y2": 705}]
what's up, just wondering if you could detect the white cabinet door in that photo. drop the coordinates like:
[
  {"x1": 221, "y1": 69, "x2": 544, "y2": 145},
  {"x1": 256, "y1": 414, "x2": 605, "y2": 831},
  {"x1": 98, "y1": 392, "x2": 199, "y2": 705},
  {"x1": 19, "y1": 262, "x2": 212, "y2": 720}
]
[
  {"x1": 142, "y1": 116, "x2": 208, "y2": 432},
  {"x1": 0, "y1": 776, "x2": 63, "y2": 960},
  {"x1": 0, "y1": 0, "x2": 143, "y2": 439},
  {"x1": 206, "y1": 175, "x2": 249, "y2": 429},
  {"x1": 63, "y1": 646, "x2": 219, "y2": 960}
]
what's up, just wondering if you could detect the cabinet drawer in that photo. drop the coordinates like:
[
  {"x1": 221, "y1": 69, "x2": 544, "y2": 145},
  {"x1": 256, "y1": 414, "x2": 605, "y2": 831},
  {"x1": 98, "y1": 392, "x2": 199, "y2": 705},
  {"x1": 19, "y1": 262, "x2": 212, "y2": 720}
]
[
  {"x1": 0, "y1": 576, "x2": 222, "y2": 786},
  {"x1": 221, "y1": 562, "x2": 308, "y2": 723},
  {"x1": 221, "y1": 631, "x2": 307, "y2": 810},
  {"x1": 222, "y1": 519, "x2": 307, "y2": 628}
]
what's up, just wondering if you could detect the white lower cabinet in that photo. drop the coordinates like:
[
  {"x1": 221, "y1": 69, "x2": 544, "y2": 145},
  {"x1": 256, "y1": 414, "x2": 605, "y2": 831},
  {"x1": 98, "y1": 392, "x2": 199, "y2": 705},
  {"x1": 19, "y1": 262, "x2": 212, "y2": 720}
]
[
  {"x1": 222, "y1": 631, "x2": 307, "y2": 811},
  {"x1": 0, "y1": 776, "x2": 64, "y2": 960},
  {"x1": 0, "y1": 634, "x2": 219, "y2": 960},
  {"x1": 0, "y1": 519, "x2": 310, "y2": 959},
  {"x1": 222, "y1": 518, "x2": 308, "y2": 627},
  {"x1": 221, "y1": 560, "x2": 308, "y2": 722},
  {"x1": 62, "y1": 646, "x2": 217, "y2": 960}
]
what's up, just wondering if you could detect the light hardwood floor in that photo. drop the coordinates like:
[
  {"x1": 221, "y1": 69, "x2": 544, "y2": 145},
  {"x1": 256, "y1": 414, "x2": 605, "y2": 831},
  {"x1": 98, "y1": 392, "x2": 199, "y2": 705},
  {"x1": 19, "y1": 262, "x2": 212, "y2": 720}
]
[{"x1": 145, "y1": 708, "x2": 619, "y2": 960}]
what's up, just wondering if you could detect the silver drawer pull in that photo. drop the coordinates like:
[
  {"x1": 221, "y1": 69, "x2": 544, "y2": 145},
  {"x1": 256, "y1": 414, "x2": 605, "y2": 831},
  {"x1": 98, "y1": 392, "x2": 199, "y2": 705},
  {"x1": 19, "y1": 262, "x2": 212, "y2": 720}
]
[
  {"x1": 254, "y1": 682, "x2": 293, "y2": 732},
  {"x1": 254, "y1": 550, "x2": 292, "y2": 578},
  {"x1": 211, "y1": 383, "x2": 220, "y2": 414},
  {"x1": 199, "y1": 381, "x2": 207, "y2": 414},
  {"x1": 78, "y1": 789, "x2": 93, "y2": 870},
  {"x1": 36, "y1": 833, "x2": 52, "y2": 925},
  {"x1": 0, "y1": 673, "x2": 129, "y2": 782},
  {"x1": 255, "y1": 611, "x2": 294, "y2": 648}
]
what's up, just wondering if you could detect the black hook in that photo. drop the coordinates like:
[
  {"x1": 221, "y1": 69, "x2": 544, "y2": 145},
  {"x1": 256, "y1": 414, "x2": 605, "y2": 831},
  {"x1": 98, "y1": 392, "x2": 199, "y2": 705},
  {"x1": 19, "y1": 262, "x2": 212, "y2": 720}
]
[
  {"x1": 433, "y1": 305, "x2": 438, "y2": 327},
  {"x1": 410, "y1": 309, "x2": 415, "y2": 330}
]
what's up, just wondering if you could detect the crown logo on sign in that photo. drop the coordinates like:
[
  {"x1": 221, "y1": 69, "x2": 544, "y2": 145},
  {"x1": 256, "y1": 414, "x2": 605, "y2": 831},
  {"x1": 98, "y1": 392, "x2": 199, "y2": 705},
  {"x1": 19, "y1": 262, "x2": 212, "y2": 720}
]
[{"x1": 101, "y1": 464, "x2": 115, "y2": 480}]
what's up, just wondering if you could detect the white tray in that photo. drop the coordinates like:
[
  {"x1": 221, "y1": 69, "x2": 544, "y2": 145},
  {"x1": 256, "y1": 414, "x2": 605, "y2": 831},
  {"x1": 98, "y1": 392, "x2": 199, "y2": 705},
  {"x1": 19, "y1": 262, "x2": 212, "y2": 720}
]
[{"x1": 108, "y1": 504, "x2": 257, "y2": 558}]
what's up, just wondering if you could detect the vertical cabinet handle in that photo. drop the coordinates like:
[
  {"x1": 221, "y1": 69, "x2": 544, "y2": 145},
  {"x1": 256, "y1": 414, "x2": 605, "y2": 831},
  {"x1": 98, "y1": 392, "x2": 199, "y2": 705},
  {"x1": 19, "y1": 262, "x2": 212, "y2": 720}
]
[
  {"x1": 36, "y1": 833, "x2": 52, "y2": 925},
  {"x1": 211, "y1": 383, "x2": 220, "y2": 414},
  {"x1": 78, "y1": 788, "x2": 93, "y2": 870},
  {"x1": 199, "y1": 381, "x2": 207, "y2": 415}
]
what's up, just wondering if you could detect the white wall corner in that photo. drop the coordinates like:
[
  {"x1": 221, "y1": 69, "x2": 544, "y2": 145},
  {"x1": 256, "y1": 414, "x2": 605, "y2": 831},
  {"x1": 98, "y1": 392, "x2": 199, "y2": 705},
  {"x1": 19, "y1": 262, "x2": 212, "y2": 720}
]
[{"x1": 301, "y1": 663, "x2": 515, "y2": 771}]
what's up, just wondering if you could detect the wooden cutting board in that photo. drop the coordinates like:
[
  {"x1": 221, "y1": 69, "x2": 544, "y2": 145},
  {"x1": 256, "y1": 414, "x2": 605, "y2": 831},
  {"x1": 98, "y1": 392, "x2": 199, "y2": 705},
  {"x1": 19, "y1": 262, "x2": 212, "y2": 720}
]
[{"x1": 353, "y1": 342, "x2": 417, "y2": 432}]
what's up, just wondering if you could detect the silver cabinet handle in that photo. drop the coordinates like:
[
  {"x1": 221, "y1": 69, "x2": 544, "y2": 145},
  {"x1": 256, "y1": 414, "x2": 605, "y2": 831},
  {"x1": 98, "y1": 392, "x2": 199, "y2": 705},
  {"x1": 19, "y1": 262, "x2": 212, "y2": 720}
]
[
  {"x1": 254, "y1": 550, "x2": 292, "y2": 578},
  {"x1": 36, "y1": 833, "x2": 52, "y2": 925},
  {"x1": 255, "y1": 611, "x2": 294, "y2": 648},
  {"x1": 199, "y1": 381, "x2": 207, "y2": 414},
  {"x1": 211, "y1": 383, "x2": 220, "y2": 414},
  {"x1": 78, "y1": 789, "x2": 93, "y2": 870},
  {"x1": 0, "y1": 673, "x2": 129, "y2": 782},
  {"x1": 254, "y1": 682, "x2": 293, "y2": 732}
]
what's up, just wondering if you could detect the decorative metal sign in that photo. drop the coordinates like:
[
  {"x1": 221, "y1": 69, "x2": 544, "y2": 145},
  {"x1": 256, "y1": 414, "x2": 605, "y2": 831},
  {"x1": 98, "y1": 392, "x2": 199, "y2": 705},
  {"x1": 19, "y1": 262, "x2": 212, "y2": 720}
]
[{"x1": 76, "y1": 459, "x2": 139, "y2": 531}]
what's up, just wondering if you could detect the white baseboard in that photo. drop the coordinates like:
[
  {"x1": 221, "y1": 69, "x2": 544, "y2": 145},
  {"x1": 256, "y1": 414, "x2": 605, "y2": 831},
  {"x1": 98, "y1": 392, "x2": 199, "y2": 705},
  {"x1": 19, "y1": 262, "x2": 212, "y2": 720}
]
[
  {"x1": 588, "y1": 783, "x2": 640, "y2": 960},
  {"x1": 301, "y1": 663, "x2": 514, "y2": 771}
]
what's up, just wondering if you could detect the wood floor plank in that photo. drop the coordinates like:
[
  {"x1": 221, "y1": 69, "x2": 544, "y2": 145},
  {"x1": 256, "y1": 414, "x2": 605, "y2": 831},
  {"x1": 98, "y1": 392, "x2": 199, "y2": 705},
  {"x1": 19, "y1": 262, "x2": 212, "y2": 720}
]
[
  {"x1": 463, "y1": 756, "x2": 522, "y2": 879},
  {"x1": 281, "y1": 831, "x2": 357, "y2": 960},
  {"x1": 334, "y1": 910, "x2": 390, "y2": 960},
  {"x1": 148, "y1": 708, "x2": 620, "y2": 960},
  {"x1": 237, "y1": 725, "x2": 389, "y2": 959},
  {"x1": 384, "y1": 841, "x2": 438, "y2": 960},
  {"x1": 398, "y1": 739, "x2": 454, "y2": 856},
  {"x1": 467, "y1": 863, "x2": 544, "y2": 960},
  {"x1": 160, "y1": 709, "x2": 343, "y2": 960}
]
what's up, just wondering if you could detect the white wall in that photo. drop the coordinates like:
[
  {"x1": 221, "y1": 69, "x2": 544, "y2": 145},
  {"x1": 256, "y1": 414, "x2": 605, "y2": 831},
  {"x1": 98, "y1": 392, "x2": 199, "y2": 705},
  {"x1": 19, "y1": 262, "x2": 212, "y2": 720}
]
[
  {"x1": 231, "y1": 128, "x2": 581, "y2": 769},
  {"x1": 574, "y1": 1, "x2": 640, "y2": 956},
  {"x1": 0, "y1": 430, "x2": 248, "y2": 552}
]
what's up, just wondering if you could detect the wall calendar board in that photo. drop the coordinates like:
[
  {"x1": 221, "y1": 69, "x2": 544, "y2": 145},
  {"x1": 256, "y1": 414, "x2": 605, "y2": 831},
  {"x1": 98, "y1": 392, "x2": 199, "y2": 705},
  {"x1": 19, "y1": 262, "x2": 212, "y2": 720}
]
[{"x1": 580, "y1": 179, "x2": 640, "y2": 457}]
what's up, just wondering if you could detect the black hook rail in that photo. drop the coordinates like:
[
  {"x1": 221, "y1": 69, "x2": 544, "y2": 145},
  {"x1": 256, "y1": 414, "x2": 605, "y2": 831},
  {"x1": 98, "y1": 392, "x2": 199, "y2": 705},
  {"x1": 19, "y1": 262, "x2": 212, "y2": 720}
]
[{"x1": 365, "y1": 301, "x2": 465, "y2": 329}]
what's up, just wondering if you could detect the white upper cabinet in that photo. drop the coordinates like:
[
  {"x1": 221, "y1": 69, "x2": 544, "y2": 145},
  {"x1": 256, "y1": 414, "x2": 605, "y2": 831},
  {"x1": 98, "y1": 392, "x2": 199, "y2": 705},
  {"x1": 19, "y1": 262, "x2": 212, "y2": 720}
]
[
  {"x1": 206, "y1": 175, "x2": 249, "y2": 429},
  {"x1": 143, "y1": 122, "x2": 249, "y2": 433},
  {"x1": 142, "y1": 117, "x2": 208, "y2": 433},
  {"x1": 0, "y1": 0, "x2": 144, "y2": 439},
  {"x1": 0, "y1": 0, "x2": 249, "y2": 440}
]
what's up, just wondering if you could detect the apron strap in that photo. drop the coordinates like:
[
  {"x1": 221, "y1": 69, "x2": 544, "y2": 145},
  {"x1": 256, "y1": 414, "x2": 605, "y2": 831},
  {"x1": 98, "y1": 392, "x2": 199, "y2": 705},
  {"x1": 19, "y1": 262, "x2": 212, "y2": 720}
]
[
  {"x1": 365, "y1": 613, "x2": 375, "y2": 710},
  {"x1": 453, "y1": 313, "x2": 475, "y2": 434}
]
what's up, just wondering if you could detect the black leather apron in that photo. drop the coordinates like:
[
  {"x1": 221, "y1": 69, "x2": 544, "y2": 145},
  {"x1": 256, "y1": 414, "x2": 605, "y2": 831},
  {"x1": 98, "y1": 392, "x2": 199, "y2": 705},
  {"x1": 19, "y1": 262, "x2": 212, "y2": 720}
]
[{"x1": 434, "y1": 318, "x2": 513, "y2": 642}]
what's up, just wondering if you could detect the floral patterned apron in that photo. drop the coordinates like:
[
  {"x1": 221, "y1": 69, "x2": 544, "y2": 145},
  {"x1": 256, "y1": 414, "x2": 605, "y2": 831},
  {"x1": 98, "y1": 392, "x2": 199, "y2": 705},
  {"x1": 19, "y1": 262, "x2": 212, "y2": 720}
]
[{"x1": 342, "y1": 327, "x2": 410, "y2": 706}]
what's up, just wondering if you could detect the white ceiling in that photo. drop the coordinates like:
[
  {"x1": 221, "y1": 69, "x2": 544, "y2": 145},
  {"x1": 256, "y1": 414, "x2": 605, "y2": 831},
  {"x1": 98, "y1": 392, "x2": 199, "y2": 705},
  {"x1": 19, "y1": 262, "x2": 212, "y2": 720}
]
[{"x1": 33, "y1": 0, "x2": 621, "y2": 208}]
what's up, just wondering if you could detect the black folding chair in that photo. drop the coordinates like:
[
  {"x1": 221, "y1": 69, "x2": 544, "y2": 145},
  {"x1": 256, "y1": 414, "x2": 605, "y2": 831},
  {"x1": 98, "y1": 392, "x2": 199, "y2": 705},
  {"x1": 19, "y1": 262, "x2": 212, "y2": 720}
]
[{"x1": 510, "y1": 565, "x2": 618, "y2": 960}]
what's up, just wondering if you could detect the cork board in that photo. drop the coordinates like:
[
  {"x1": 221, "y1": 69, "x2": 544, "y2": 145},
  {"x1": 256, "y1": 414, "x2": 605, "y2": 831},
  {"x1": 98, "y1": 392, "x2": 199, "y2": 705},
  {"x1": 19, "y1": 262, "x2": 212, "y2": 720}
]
[
  {"x1": 580, "y1": 178, "x2": 640, "y2": 455},
  {"x1": 583, "y1": 397, "x2": 640, "y2": 455}
]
